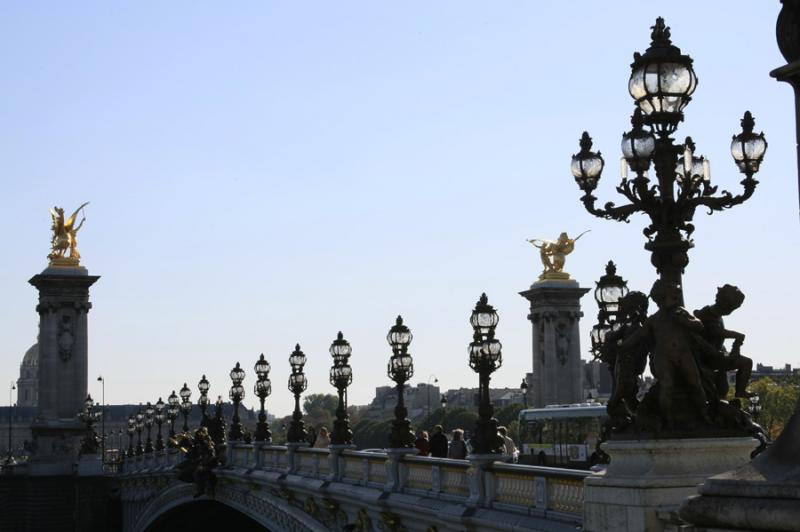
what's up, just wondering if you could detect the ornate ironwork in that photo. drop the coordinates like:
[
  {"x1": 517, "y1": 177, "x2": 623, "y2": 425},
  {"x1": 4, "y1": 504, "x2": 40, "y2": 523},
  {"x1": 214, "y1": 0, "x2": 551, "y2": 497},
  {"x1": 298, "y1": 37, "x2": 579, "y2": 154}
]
[
  {"x1": 387, "y1": 316, "x2": 415, "y2": 448},
  {"x1": 468, "y1": 293, "x2": 504, "y2": 454},
  {"x1": 287, "y1": 344, "x2": 308, "y2": 444},
  {"x1": 329, "y1": 332, "x2": 353, "y2": 445}
]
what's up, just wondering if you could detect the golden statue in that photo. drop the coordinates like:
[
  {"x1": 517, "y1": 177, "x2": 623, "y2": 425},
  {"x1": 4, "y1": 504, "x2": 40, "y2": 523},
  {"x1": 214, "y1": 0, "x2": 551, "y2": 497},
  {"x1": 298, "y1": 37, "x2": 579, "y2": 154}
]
[
  {"x1": 48, "y1": 202, "x2": 89, "y2": 267},
  {"x1": 527, "y1": 230, "x2": 589, "y2": 280}
]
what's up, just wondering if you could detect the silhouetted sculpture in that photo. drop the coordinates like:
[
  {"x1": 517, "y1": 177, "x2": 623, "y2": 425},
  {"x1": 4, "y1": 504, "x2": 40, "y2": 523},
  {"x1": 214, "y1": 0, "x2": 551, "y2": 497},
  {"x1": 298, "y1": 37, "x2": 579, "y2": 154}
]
[
  {"x1": 174, "y1": 427, "x2": 218, "y2": 497},
  {"x1": 601, "y1": 291, "x2": 649, "y2": 430},
  {"x1": 693, "y1": 284, "x2": 753, "y2": 399}
]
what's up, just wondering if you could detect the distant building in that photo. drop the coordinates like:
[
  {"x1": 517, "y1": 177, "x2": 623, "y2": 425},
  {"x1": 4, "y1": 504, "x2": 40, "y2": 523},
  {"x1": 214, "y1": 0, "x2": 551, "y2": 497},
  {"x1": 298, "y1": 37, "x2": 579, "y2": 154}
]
[
  {"x1": 752, "y1": 363, "x2": 798, "y2": 381},
  {"x1": 17, "y1": 343, "x2": 39, "y2": 407},
  {"x1": 583, "y1": 359, "x2": 612, "y2": 401},
  {"x1": 364, "y1": 383, "x2": 440, "y2": 422}
]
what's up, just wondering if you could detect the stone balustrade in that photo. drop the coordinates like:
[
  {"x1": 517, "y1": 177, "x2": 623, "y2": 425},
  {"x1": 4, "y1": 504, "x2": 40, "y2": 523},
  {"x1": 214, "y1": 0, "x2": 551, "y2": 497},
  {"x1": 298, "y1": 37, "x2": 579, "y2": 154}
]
[{"x1": 120, "y1": 443, "x2": 588, "y2": 531}]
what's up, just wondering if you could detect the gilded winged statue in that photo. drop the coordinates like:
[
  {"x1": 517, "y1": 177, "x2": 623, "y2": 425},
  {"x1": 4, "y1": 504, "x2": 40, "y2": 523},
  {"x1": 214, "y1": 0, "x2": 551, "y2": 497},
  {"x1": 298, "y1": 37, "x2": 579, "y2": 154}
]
[
  {"x1": 48, "y1": 202, "x2": 88, "y2": 265},
  {"x1": 527, "y1": 230, "x2": 589, "y2": 279}
]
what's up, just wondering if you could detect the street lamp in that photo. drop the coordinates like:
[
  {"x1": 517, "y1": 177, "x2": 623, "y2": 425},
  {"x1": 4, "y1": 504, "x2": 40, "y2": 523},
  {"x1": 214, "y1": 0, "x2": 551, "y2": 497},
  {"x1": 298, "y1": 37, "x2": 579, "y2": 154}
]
[
  {"x1": 167, "y1": 390, "x2": 179, "y2": 440},
  {"x1": 571, "y1": 18, "x2": 766, "y2": 303},
  {"x1": 4, "y1": 382, "x2": 15, "y2": 467},
  {"x1": 154, "y1": 397, "x2": 165, "y2": 451},
  {"x1": 228, "y1": 362, "x2": 246, "y2": 441},
  {"x1": 126, "y1": 415, "x2": 135, "y2": 457},
  {"x1": 387, "y1": 316, "x2": 415, "y2": 448},
  {"x1": 329, "y1": 332, "x2": 353, "y2": 446},
  {"x1": 287, "y1": 344, "x2": 308, "y2": 444},
  {"x1": 97, "y1": 375, "x2": 105, "y2": 461},
  {"x1": 144, "y1": 402, "x2": 155, "y2": 453},
  {"x1": 426, "y1": 375, "x2": 438, "y2": 423},
  {"x1": 590, "y1": 261, "x2": 629, "y2": 361},
  {"x1": 520, "y1": 378, "x2": 529, "y2": 409},
  {"x1": 198, "y1": 375, "x2": 210, "y2": 427},
  {"x1": 440, "y1": 394, "x2": 448, "y2": 410},
  {"x1": 77, "y1": 394, "x2": 101, "y2": 455},
  {"x1": 468, "y1": 293, "x2": 504, "y2": 455},
  {"x1": 179, "y1": 383, "x2": 192, "y2": 433},
  {"x1": 253, "y1": 354, "x2": 272, "y2": 443},
  {"x1": 209, "y1": 395, "x2": 227, "y2": 448},
  {"x1": 135, "y1": 407, "x2": 144, "y2": 455}
]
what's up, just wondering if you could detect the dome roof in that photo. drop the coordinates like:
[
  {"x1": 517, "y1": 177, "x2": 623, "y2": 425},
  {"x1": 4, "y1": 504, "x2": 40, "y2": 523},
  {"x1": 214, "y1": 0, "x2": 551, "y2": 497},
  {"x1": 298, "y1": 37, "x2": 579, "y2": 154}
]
[{"x1": 22, "y1": 343, "x2": 39, "y2": 366}]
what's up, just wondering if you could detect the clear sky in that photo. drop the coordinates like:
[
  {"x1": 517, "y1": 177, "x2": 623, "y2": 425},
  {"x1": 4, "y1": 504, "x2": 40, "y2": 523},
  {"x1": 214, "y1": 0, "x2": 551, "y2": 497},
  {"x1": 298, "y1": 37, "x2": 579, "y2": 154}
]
[{"x1": 2, "y1": 2, "x2": 797, "y2": 418}]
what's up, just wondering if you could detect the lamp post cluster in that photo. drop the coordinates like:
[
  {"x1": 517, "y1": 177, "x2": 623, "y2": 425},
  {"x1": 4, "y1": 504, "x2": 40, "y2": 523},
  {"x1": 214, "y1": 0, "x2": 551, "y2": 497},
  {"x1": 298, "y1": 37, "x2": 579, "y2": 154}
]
[
  {"x1": 118, "y1": 294, "x2": 520, "y2": 459},
  {"x1": 571, "y1": 18, "x2": 767, "y2": 305}
]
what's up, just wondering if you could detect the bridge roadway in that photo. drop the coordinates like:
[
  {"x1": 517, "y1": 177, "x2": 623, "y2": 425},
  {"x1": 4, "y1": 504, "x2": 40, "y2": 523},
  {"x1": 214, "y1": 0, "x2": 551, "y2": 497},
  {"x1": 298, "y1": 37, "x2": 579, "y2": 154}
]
[{"x1": 119, "y1": 443, "x2": 588, "y2": 532}]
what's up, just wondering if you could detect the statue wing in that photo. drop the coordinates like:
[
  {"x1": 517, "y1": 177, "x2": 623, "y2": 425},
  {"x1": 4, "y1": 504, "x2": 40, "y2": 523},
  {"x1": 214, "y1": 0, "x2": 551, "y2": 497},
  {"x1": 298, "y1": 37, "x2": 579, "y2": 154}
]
[{"x1": 65, "y1": 202, "x2": 89, "y2": 229}]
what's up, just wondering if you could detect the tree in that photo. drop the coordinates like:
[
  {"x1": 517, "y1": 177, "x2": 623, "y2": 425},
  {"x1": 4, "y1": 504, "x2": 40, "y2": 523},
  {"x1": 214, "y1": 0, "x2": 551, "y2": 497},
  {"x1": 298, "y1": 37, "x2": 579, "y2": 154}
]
[
  {"x1": 748, "y1": 377, "x2": 800, "y2": 439},
  {"x1": 303, "y1": 393, "x2": 338, "y2": 436},
  {"x1": 418, "y1": 407, "x2": 478, "y2": 434}
]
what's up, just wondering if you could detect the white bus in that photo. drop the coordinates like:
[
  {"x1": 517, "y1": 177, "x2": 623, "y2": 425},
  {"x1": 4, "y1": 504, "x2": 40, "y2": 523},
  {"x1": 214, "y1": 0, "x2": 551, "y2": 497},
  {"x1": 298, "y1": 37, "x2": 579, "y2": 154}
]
[{"x1": 518, "y1": 403, "x2": 607, "y2": 468}]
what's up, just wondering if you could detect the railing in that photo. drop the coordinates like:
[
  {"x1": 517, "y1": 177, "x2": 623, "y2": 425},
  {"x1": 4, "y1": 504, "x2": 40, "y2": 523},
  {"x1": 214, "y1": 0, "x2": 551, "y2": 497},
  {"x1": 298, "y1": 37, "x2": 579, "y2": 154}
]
[{"x1": 120, "y1": 443, "x2": 589, "y2": 526}]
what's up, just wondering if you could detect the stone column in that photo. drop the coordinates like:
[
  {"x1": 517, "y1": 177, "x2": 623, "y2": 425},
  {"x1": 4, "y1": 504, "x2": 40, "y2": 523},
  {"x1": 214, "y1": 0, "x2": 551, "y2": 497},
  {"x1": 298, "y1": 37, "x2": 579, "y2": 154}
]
[
  {"x1": 520, "y1": 279, "x2": 589, "y2": 408},
  {"x1": 28, "y1": 266, "x2": 99, "y2": 473}
]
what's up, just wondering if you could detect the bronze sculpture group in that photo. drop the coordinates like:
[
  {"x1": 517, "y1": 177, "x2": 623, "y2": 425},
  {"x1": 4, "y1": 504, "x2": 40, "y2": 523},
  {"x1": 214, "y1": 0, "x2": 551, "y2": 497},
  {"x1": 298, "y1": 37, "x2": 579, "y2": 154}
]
[{"x1": 598, "y1": 281, "x2": 763, "y2": 445}]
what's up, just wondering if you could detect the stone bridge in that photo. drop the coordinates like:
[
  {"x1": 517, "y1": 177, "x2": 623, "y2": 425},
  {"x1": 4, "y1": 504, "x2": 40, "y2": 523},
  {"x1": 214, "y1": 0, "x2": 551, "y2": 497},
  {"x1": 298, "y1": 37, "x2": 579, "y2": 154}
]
[{"x1": 119, "y1": 443, "x2": 588, "y2": 532}]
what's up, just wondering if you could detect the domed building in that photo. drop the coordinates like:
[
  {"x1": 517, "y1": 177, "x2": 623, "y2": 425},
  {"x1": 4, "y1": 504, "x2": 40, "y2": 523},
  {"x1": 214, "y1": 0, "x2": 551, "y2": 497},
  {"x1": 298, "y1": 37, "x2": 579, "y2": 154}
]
[{"x1": 17, "y1": 343, "x2": 39, "y2": 407}]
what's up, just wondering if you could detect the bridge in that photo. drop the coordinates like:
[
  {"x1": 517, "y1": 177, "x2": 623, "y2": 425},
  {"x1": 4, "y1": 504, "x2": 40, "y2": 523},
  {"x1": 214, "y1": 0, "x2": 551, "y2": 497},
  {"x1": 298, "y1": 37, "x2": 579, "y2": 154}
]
[{"x1": 119, "y1": 443, "x2": 588, "y2": 532}]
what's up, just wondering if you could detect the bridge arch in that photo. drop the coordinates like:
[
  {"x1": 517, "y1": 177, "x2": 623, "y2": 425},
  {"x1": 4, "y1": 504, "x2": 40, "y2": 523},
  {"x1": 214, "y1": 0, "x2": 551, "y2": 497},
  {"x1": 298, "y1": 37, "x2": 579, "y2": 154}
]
[{"x1": 131, "y1": 480, "x2": 327, "y2": 532}]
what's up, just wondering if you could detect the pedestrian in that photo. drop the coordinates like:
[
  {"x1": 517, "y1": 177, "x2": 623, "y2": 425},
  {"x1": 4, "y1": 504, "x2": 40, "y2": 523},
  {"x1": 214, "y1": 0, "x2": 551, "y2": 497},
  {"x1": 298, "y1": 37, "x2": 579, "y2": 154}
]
[
  {"x1": 429, "y1": 425, "x2": 448, "y2": 458},
  {"x1": 447, "y1": 429, "x2": 468, "y2": 459},
  {"x1": 498, "y1": 426, "x2": 518, "y2": 462},
  {"x1": 313, "y1": 426, "x2": 330, "y2": 448},
  {"x1": 415, "y1": 430, "x2": 430, "y2": 456}
]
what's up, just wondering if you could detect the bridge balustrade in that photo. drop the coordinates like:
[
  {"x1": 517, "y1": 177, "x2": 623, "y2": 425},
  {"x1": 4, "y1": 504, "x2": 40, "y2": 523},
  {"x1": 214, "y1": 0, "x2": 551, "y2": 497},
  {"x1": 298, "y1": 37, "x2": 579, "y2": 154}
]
[{"x1": 120, "y1": 443, "x2": 588, "y2": 531}]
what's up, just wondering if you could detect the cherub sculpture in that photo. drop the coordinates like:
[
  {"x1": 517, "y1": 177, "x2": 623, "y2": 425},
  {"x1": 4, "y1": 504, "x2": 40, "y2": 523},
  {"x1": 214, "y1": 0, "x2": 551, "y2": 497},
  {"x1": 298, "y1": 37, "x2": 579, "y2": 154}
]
[
  {"x1": 693, "y1": 284, "x2": 753, "y2": 399},
  {"x1": 48, "y1": 202, "x2": 89, "y2": 265},
  {"x1": 602, "y1": 291, "x2": 650, "y2": 429},
  {"x1": 621, "y1": 280, "x2": 712, "y2": 430},
  {"x1": 527, "y1": 230, "x2": 588, "y2": 279},
  {"x1": 174, "y1": 427, "x2": 219, "y2": 497}
]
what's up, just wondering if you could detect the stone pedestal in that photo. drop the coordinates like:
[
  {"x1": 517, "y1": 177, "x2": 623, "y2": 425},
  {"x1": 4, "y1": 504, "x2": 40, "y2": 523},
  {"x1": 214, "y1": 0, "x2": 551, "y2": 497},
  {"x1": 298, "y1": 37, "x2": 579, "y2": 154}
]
[
  {"x1": 28, "y1": 266, "x2": 99, "y2": 472},
  {"x1": 327, "y1": 444, "x2": 356, "y2": 482},
  {"x1": 583, "y1": 437, "x2": 757, "y2": 532},
  {"x1": 679, "y1": 401, "x2": 800, "y2": 531},
  {"x1": 519, "y1": 279, "x2": 589, "y2": 407}
]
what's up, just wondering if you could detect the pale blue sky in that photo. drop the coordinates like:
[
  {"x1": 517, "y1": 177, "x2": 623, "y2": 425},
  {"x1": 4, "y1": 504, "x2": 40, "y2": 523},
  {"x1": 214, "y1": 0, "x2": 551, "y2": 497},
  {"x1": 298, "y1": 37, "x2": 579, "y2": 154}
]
[{"x1": 2, "y1": 2, "x2": 797, "y2": 417}]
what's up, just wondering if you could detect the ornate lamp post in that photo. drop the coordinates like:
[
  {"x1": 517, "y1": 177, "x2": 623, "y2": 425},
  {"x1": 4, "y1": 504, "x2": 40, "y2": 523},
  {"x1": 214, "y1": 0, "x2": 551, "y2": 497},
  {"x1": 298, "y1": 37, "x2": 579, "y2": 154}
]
[
  {"x1": 77, "y1": 394, "x2": 101, "y2": 454},
  {"x1": 440, "y1": 395, "x2": 448, "y2": 410},
  {"x1": 329, "y1": 332, "x2": 354, "y2": 445},
  {"x1": 126, "y1": 415, "x2": 136, "y2": 457},
  {"x1": 209, "y1": 395, "x2": 227, "y2": 449},
  {"x1": 571, "y1": 18, "x2": 766, "y2": 304},
  {"x1": 198, "y1": 375, "x2": 210, "y2": 427},
  {"x1": 253, "y1": 354, "x2": 272, "y2": 443},
  {"x1": 287, "y1": 344, "x2": 308, "y2": 443},
  {"x1": 154, "y1": 397, "x2": 166, "y2": 451},
  {"x1": 143, "y1": 402, "x2": 155, "y2": 453},
  {"x1": 468, "y1": 293, "x2": 504, "y2": 455},
  {"x1": 135, "y1": 408, "x2": 144, "y2": 455},
  {"x1": 167, "y1": 390, "x2": 179, "y2": 442},
  {"x1": 520, "y1": 379, "x2": 529, "y2": 409},
  {"x1": 590, "y1": 261, "x2": 629, "y2": 361},
  {"x1": 387, "y1": 316, "x2": 415, "y2": 448},
  {"x1": 228, "y1": 362, "x2": 246, "y2": 441},
  {"x1": 179, "y1": 383, "x2": 192, "y2": 433}
]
